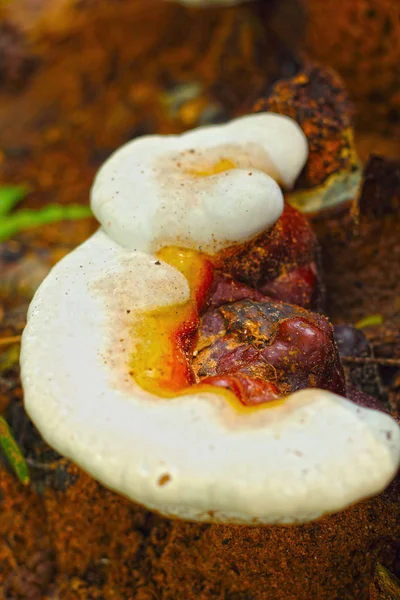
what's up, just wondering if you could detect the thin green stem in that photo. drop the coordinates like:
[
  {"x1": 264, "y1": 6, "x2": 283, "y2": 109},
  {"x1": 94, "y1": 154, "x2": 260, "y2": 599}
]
[
  {"x1": 0, "y1": 204, "x2": 92, "y2": 242},
  {"x1": 0, "y1": 185, "x2": 30, "y2": 217},
  {"x1": 0, "y1": 416, "x2": 30, "y2": 485}
]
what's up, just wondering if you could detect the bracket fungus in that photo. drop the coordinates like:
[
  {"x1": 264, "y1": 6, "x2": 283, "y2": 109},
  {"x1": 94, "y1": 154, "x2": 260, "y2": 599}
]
[{"x1": 20, "y1": 113, "x2": 400, "y2": 525}]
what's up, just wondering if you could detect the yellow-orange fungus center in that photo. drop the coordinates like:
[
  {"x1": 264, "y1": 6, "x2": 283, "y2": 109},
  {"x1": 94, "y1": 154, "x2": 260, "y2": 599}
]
[
  {"x1": 187, "y1": 158, "x2": 236, "y2": 177},
  {"x1": 130, "y1": 247, "x2": 213, "y2": 397},
  {"x1": 129, "y1": 247, "x2": 286, "y2": 412}
]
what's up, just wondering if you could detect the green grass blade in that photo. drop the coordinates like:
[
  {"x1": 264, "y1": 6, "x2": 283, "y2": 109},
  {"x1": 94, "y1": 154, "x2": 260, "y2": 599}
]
[
  {"x1": 0, "y1": 203, "x2": 92, "y2": 242},
  {"x1": 0, "y1": 185, "x2": 30, "y2": 217},
  {"x1": 0, "y1": 416, "x2": 30, "y2": 485}
]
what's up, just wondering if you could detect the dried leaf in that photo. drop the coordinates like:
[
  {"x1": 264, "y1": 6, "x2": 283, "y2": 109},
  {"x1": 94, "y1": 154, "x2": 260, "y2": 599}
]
[
  {"x1": 0, "y1": 343, "x2": 20, "y2": 371},
  {"x1": 375, "y1": 564, "x2": 400, "y2": 600}
]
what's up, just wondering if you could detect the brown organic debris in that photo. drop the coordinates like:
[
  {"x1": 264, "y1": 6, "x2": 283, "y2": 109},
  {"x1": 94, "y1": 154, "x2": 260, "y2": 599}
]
[
  {"x1": 302, "y1": 0, "x2": 400, "y2": 136},
  {"x1": 355, "y1": 155, "x2": 400, "y2": 221},
  {"x1": 0, "y1": 21, "x2": 39, "y2": 91},
  {"x1": 253, "y1": 62, "x2": 361, "y2": 212}
]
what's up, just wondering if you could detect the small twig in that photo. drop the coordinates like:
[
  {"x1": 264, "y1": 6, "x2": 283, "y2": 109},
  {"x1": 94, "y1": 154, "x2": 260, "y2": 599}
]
[
  {"x1": 26, "y1": 457, "x2": 58, "y2": 470},
  {"x1": 0, "y1": 335, "x2": 22, "y2": 347},
  {"x1": 341, "y1": 355, "x2": 400, "y2": 367}
]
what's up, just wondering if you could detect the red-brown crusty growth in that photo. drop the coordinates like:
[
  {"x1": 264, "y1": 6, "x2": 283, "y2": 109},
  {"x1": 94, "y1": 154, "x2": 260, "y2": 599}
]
[
  {"x1": 221, "y1": 202, "x2": 322, "y2": 309},
  {"x1": 192, "y1": 289, "x2": 346, "y2": 407},
  {"x1": 253, "y1": 62, "x2": 360, "y2": 212}
]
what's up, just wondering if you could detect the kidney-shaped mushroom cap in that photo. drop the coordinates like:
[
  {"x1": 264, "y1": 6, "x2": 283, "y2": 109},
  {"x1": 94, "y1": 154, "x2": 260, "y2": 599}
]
[
  {"x1": 90, "y1": 113, "x2": 308, "y2": 253},
  {"x1": 21, "y1": 230, "x2": 400, "y2": 524}
]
